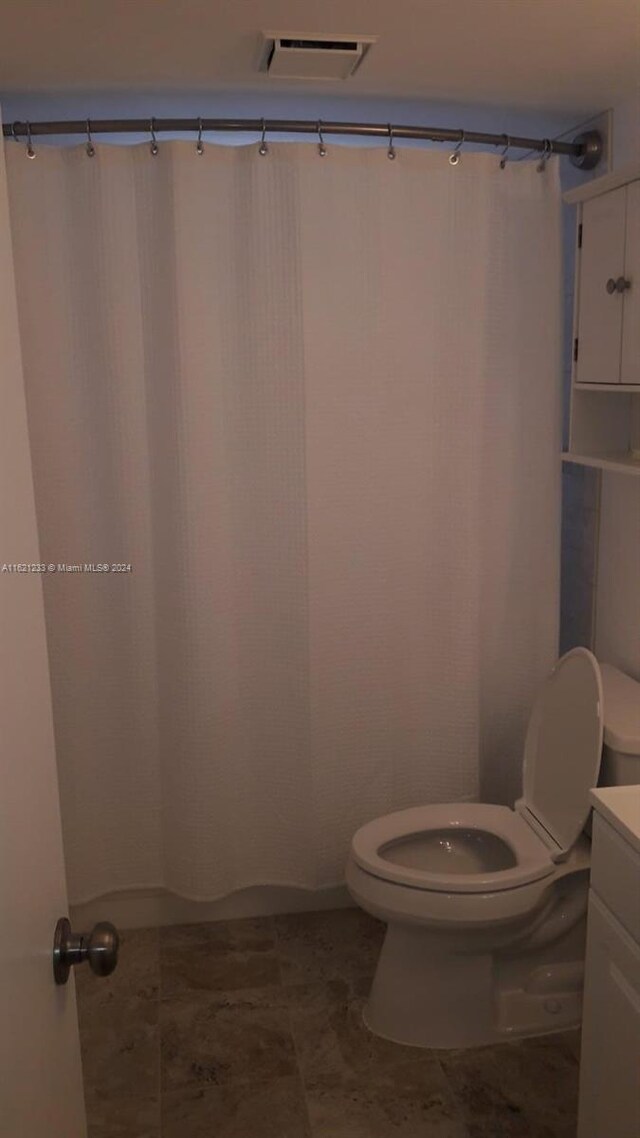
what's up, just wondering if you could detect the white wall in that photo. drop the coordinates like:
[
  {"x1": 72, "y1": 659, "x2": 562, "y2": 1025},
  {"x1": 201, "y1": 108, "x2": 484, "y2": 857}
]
[
  {"x1": 594, "y1": 95, "x2": 640, "y2": 679},
  {"x1": 611, "y1": 92, "x2": 640, "y2": 170},
  {"x1": 596, "y1": 476, "x2": 640, "y2": 676}
]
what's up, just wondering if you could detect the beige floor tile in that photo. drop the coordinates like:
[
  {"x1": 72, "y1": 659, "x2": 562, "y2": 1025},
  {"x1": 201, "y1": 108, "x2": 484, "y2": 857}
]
[
  {"x1": 79, "y1": 995, "x2": 159, "y2": 1103},
  {"x1": 160, "y1": 987, "x2": 297, "y2": 1091},
  {"x1": 275, "y1": 907, "x2": 385, "y2": 986},
  {"x1": 163, "y1": 1076, "x2": 311, "y2": 1137},
  {"x1": 287, "y1": 975, "x2": 432, "y2": 1080},
  {"x1": 160, "y1": 916, "x2": 280, "y2": 997},
  {"x1": 305, "y1": 1065, "x2": 468, "y2": 1138},
  {"x1": 160, "y1": 916, "x2": 276, "y2": 951},
  {"x1": 440, "y1": 1034, "x2": 579, "y2": 1138},
  {"x1": 84, "y1": 1093, "x2": 160, "y2": 1138}
]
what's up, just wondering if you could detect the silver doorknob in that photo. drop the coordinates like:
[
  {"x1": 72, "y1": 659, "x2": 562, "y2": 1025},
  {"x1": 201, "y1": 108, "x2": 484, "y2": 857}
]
[
  {"x1": 53, "y1": 916, "x2": 119, "y2": 985},
  {"x1": 607, "y1": 276, "x2": 632, "y2": 294}
]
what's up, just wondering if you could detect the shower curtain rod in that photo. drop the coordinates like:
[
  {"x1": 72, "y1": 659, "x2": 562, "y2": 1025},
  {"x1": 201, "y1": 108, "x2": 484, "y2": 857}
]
[{"x1": 2, "y1": 117, "x2": 604, "y2": 168}]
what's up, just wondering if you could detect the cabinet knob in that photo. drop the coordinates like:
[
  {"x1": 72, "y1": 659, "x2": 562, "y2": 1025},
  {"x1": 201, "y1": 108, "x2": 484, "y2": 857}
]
[{"x1": 606, "y1": 277, "x2": 617, "y2": 294}]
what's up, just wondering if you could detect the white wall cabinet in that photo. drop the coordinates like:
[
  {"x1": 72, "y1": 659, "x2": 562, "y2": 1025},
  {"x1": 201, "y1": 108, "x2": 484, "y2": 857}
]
[
  {"x1": 578, "y1": 805, "x2": 640, "y2": 1138},
  {"x1": 564, "y1": 167, "x2": 640, "y2": 476},
  {"x1": 576, "y1": 181, "x2": 639, "y2": 387},
  {"x1": 621, "y1": 181, "x2": 640, "y2": 387}
]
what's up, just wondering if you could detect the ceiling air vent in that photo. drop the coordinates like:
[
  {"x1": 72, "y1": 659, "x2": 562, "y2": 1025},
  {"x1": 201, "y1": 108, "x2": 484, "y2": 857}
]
[{"x1": 259, "y1": 32, "x2": 376, "y2": 80}]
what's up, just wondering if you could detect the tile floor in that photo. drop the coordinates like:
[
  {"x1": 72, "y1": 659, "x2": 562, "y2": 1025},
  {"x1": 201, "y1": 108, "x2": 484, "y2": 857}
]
[{"x1": 76, "y1": 908, "x2": 581, "y2": 1137}]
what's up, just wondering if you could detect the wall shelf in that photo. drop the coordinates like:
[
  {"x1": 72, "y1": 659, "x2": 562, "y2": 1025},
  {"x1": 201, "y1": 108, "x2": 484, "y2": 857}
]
[
  {"x1": 563, "y1": 451, "x2": 640, "y2": 477},
  {"x1": 574, "y1": 383, "x2": 640, "y2": 394}
]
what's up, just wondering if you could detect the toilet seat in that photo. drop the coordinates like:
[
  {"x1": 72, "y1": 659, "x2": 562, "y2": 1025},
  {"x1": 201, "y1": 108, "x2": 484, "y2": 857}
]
[
  {"x1": 351, "y1": 802, "x2": 556, "y2": 894},
  {"x1": 351, "y1": 648, "x2": 604, "y2": 898}
]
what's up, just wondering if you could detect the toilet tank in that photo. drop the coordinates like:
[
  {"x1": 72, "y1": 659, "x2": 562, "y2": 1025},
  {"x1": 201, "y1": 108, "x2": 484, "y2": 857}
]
[{"x1": 599, "y1": 664, "x2": 640, "y2": 786}]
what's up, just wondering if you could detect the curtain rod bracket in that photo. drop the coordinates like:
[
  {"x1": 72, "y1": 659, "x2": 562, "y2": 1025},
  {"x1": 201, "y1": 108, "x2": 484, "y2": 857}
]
[{"x1": 569, "y1": 130, "x2": 604, "y2": 171}]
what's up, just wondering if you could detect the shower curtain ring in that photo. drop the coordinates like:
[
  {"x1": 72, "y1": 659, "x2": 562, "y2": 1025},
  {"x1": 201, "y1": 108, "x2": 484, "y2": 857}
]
[
  {"x1": 449, "y1": 130, "x2": 464, "y2": 166},
  {"x1": 258, "y1": 119, "x2": 269, "y2": 156},
  {"x1": 25, "y1": 122, "x2": 36, "y2": 159},
  {"x1": 196, "y1": 118, "x2": 204, "y2": 155},
  {"x1": 317, "y1": 120, "x2": 327, "y2": 157},
  {"x1": 499, "y1": 135, "x2": 511, "y2": 169},
  {"x1": 149, "y1": 118, "x2": 159, "y2": 157},
  {"x1": 85, "y1": 119, "x2": 95, "y2": 158},
  {"x1": 387, "y1": 123, "x2": 396, "y2": 160},
  {"x1": 11, "y1": 121, "x2": 23, "y2": 144},
  {"x1": 537, "y1": 138, "x2": 552, "y2": 172}
]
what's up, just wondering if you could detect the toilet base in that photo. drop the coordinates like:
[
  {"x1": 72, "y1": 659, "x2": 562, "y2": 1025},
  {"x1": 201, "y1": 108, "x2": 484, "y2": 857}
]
[{"x1": 364, "y1": 923, "x2": 583, "y2": 1049}]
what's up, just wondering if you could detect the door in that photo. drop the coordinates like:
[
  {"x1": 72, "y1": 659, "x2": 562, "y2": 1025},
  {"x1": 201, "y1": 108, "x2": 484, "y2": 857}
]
[
  {"x1": 0, "y1": 118, "x2": 87, "y2": 1135},
  {"x1": 576, "y1": 185, "x2": 627, "y2": 385}
]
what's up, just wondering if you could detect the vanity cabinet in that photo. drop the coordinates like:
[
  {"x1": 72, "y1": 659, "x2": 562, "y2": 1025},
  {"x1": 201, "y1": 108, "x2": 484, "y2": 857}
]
[
  {"x1": 578, "y1": 794, "x2": 640, "y2": 1138},
  {"x1": 564, "y1": 167, "x2": 640, "y2": 476}
]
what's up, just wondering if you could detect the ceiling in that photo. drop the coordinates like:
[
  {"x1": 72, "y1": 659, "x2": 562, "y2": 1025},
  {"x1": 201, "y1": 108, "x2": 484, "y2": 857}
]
[{"x1": 0, "y1": 0, "x2": 637, "y2": 112}]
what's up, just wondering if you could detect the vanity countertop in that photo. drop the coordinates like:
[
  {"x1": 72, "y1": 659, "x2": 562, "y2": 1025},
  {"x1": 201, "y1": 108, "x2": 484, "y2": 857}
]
[{"x1": 590, "y1": 785, "x2": 640, "y2": 855}]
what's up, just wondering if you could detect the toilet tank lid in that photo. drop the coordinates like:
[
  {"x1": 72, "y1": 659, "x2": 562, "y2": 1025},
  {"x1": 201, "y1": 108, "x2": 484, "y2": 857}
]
[{"x1": 600, "y1": 664, "x2": 640, "y2": 755}]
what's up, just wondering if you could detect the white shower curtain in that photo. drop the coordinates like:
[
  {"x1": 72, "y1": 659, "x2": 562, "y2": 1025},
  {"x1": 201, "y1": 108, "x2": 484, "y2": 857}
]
[{"x1": 5, "y1": 141, "x2": 561, "y2": 904}]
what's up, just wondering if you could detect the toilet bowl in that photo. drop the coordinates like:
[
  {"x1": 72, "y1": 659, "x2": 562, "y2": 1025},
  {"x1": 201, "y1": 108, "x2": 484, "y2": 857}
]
[{"x1": 347, "y1": 648, "x2": 640, "y2": 1049}]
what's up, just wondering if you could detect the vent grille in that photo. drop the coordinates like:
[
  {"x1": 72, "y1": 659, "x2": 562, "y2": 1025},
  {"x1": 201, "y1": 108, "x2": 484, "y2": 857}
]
[
  {"x1": 259, "y1": 32, "x2": 376, "y2": 80},
  {"x1": 278, "y1": 39, "x2": 359, "y2": 51}
]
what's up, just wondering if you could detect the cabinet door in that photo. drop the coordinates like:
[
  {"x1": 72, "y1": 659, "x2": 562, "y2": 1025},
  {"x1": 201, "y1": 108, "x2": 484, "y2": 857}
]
[
  {"x1": 620, "y1": 179, "x2": 640, "y2": 386},
  {"x1": 578, "y1": 892, "x2": 640, "y2": 1138},
  {"x1": 577, "y1": 186, "x2": 627, "y2": 385}
]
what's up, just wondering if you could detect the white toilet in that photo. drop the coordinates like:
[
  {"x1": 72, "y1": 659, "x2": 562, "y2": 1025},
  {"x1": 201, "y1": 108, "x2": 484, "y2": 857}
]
[{"x1": 346, "y1": 648, "x2": 640, "y2": 1049}]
